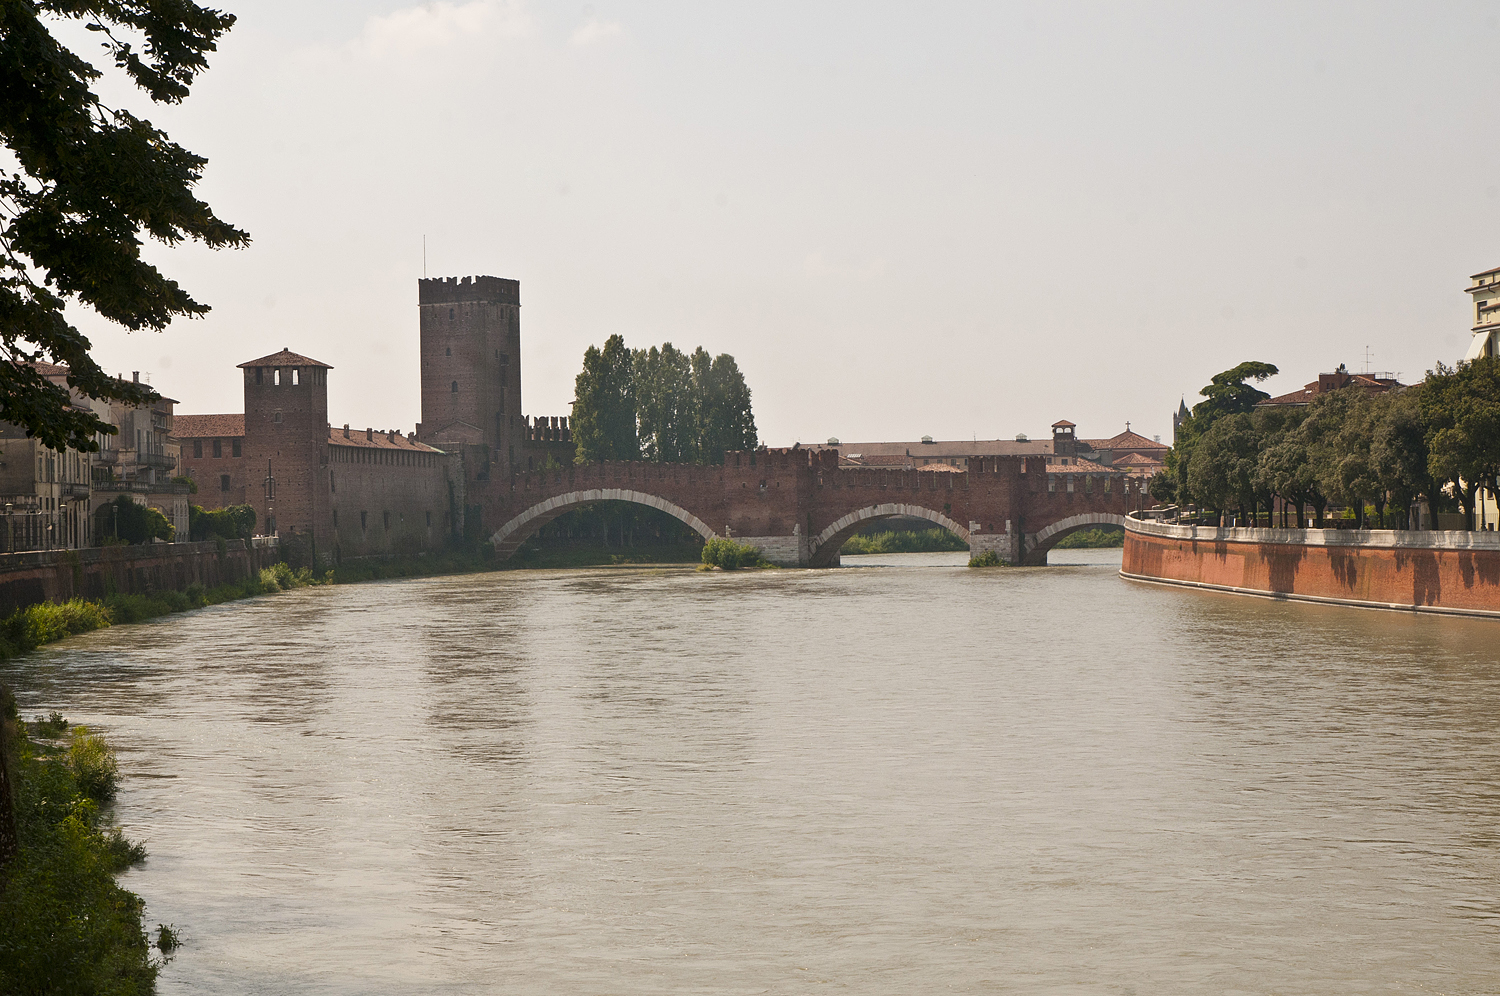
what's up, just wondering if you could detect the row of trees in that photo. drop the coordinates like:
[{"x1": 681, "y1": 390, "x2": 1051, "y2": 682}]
[
  {"x1": 1161, "y1": 357, "x2": 1500, "y2": 529},
  {"x1": 571, "y1": 336, "x2": 758, "y2": 464}
]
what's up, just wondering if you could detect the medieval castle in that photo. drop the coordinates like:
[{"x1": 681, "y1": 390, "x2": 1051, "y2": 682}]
[{"x1": 174, "y1": 276, "x2": 567, "y2": 561}]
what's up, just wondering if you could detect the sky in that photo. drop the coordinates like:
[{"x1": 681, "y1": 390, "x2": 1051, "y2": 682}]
[{"x1": 61, "y1": 1, "x2": 1500, "y2": 446}]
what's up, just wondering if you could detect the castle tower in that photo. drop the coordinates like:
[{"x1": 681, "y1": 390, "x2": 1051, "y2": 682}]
[
  {"x1": 417, "y1": 275, "x2": 522, "y2": 468},
  {"x1": 239, "y1": 348, "x2": 332, "y2": 547}
]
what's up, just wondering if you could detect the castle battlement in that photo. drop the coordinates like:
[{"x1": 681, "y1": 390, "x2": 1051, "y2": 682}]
[{"x1": 418, "y1": 275, "x2": 520, "y2": 306}]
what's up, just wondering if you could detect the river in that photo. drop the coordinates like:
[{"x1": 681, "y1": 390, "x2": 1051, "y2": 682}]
[{"x1": 5, "y1": 549, "x2": 1500, "y2": 994}]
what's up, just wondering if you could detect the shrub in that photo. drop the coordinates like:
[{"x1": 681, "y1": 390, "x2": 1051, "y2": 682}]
[
  {"x1": 0, "y1": 708, "x2": 156, "y2": 994},
  {"x1": 968, "y1": 550, "x2": 1006, "y2": 568},
  {"x1": 700, "y1": 537, "x2": 764, "y2": 570},
  {"x1": 67, "y1": 726, "x2": 119, "y2": 802}
]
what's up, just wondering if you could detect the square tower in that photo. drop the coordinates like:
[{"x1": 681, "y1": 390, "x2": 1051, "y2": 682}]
[
  {"x1": 238, "y1": 348, "x2": 332, "y2": 546},
  {"x1": 417, "y1": 275, "x2": 522, "y2": 468}
]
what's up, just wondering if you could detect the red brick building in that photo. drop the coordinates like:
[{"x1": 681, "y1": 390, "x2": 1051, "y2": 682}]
[{"x1": 176, "y1": 349, "x2": 455, "y2": 561}]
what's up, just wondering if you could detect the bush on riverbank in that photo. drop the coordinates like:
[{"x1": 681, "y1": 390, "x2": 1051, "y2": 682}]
[
  {"x1": 968, "y1": 550, "x2": 1006, "y2": 568},
  {"x1": 841, "y1": 528, "x2": 968, "y2": 555},
  {"x1": 699, "y1": 538, "x2": 768, "y2": 570},
  {"x1": 0, "y1": 688, "x2": 159, "y2": 994}
]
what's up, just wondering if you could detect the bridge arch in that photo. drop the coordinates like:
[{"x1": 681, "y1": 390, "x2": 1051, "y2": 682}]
[
  {"x1": 809, "y1": 502, "x2": 970, "y2": 568},
  {"x1": 1027, "y1": 512, "x2": 1127, "y2": 564},
  {"x1": 489, "y1": 488, "x2": 717, "y2": 559}
]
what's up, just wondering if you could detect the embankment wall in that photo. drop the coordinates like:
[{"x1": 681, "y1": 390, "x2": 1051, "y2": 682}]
[
  {"x1": 1122, "y1": 517, "x2": 1500, "y2": 618},
  {"x1": 0, "y1": 539, "x2": 281, "y2": 616}
]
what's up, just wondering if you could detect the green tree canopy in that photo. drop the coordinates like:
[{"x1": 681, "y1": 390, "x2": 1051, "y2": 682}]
[
  {"x1": 100, "y1": 496, "x2": 172, "y2": 544},
  {"x1": 571, "y1": 334, "x2": 638, "y2": 462},
  {"x1": 571, "y1": 337, "x2": 757, "y2": 465},
  {"x1": 0, "y1": 0, "x2": 247, "y2": 452}
]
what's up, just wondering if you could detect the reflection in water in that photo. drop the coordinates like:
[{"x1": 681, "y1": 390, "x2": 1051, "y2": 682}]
[{"x1": 5, "y1": 549, "x2": 1500, "y2": 994}]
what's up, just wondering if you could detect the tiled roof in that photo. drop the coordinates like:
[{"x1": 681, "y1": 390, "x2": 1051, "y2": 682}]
[
  {"x1": 1083, "y1": 429, "x2": 1166, "y2": 451},
  {"x1": 328, "y1": 426, "x2": 444, "y2": 453},
  {"x1": 1051, "y1": 419, "x2": 1077, "y2": 428},
  {"x1": 237, "y1": 348, "x2": 332, "y2": 369},
  {"x1": 173, "y1": 413, "x2": 245, "y2": 438},
  {"x1": 1046, "y1": 457, "x2": 1118, "y2": 474},
  {"x1": 1112, "y1": 452, "x2": 1160, "y2": 465}
]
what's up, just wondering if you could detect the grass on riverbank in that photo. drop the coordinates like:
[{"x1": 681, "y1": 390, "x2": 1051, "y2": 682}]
[
  {"x1": 0, "y1": 689, "x2": 161, "y2": 994},
  {"x1": 841, "y1": 528, "x2": 969, "y2": 555},
  {"x1": 0, "y1": 563, "x2": 317, "y2": 664}
]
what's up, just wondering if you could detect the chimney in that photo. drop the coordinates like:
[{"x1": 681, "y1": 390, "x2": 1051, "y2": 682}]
[
  {"x1": 132, "y1": 371, "x2": 139, "y2": 383},
  {"x1": 343, "y1": 424, "x2": 350, "y2": 438},
  {"x1": 366, "y1": 427, "x2": 373, "y2": 441}
]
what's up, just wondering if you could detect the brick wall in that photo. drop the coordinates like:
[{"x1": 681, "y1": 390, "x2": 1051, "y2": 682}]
[
  {"x1": 327, "y1": 434, "x2": 456, "y2": 558},
  {"x1": 1123, "y1": 518, "x2": 1500, "y2": 616},
  {"x1": 177, "y1": 436, "x2": 249, "y2": 508}
]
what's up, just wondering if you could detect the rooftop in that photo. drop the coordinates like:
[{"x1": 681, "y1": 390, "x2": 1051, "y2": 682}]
[
  {"x1": 171, "y1": 413, "x2": 244, "y2": 438},
  {"x1": 237, "y1": 348, "x2": 333, "y2": 370}
]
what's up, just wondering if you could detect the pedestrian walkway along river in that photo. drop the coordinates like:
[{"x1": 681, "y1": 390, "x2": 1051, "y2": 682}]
[{"x1": 6, "y1": 549, "x2": 1500, "y2": 994}]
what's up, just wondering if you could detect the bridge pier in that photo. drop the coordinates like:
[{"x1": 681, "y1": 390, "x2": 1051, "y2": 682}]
[{"x1": 734, "y1": 531, "x2": 810, "y2": 567}]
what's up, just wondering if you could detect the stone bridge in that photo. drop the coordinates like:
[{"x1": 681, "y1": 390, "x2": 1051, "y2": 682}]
[{"x1": 468, "y1": 448, "x2": 1148, "y2": 566}]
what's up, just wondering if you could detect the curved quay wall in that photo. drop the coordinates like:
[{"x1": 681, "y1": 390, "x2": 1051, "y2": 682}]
[{"x1": 1122, "y1": 515, "x2": 1500, "y2": 619}]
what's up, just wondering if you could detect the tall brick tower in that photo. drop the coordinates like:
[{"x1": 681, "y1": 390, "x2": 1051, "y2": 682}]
[
  {"x1": 417, "y1": 275, "x2": 522, "y2": 468},
  {"x1": 239, "y1": 348, "x2": 332, "y2": 548}
]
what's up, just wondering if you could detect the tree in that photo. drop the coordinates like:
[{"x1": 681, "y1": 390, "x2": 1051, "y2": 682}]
[
  {"x1": 103, "y1": 495, "x2": 172, "y2": 544},
  {"x1": 1168, "y1": 361, "x2": 1279, "y2": 504},
  {"x1": 1370, "y1": 386, "x2": 1433, "y2": 528},
  {"x1": 693, "y1": 349, "x2": 757, "y2": 463},
  {"x1": 1421, "y1": 358, "x2": 1500, "y2": 529},
  {"x1": 571, "y1": 334, "x2": 637, "y2": 462},
  {"x1": 1186, "y1": 412, "x2": 1261, "y2": 523},
  {"x1": 0, "y1": 1, "x2": 247, "y2": 453},
  {"x1": 633, "y1": 343, "x2": 694, "y2": 462}
]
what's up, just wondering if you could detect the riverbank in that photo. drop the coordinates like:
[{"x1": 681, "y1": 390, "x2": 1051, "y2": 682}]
[
  {"x1": 1122, "y1": 513, "x2": 1500, "y2": 617},
  {"x1": 0, "y1": 692, "x2": 161, "y2": 994}
]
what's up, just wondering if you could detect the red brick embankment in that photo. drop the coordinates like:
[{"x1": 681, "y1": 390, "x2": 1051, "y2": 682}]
[{"x1": 1122, "y1": 515, "x2": 1500, "y2": 618}]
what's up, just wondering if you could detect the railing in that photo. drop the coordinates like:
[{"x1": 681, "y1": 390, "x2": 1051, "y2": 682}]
[{"x1": 93, "y1": 480, "x2": 193, "y2": 495}]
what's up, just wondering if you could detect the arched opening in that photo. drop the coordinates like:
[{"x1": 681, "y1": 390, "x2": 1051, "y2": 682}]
[
  {"x1": 1026, "y1": 513, "x2": 1127, "y2": 565},
  {"x1": 490, "y1": 489, "x2": 718, "y2": 561},
  {"x1": 809, "y1": 503, "x2": 970, "y2": 568}
]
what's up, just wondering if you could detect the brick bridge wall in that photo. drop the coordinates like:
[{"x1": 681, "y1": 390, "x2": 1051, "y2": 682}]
[{"x1": 472, "y1": 447, "x2": 1150, "y2": 566}]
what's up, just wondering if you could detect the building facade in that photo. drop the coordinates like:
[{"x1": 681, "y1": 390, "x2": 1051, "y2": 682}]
[
  {"x1": 176, "y1": 349, "x2": 456, "y2": 561},
  {"x1": 1466, "y1": 265, "x2": 1500, "y2": 362}
]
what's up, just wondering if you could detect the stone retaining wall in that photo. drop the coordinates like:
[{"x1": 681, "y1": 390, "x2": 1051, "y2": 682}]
[
  {"x1": 0, "y1": 539, "x2": 281, "y2": 617},
  {"x1": 1122, "y1": 516, "x2": 1500, "y2": 617}
]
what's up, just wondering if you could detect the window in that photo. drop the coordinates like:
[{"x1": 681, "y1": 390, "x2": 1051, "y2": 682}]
[
  {"x1": 220, "y1": 474, "x2": 231, "y2": 492},
  {"x1": 382, "y1": 511, "x2": 390, "y2": 530},
  {"x1": 193, "y1": 439, "x2": 203, "y2": 458},
  {"x1": 292, "y1": 368, "x2": 300, "y2": 386},
  {"x1": 232, "y1": 439, "x2": 241, "y2": 457},
  {"x1": 360, "y1": 510, "x2": 367, "y2": 532},
  {"x1": 446, "y1": 347, "x2": 451, "y2": 356},
  {"x1": 330, "y1": 471, "x2": 336, "y2": 493},
  {"x1": 425, "y1": 511, "x2": 431, "y2": 527},
  {"x1": 332, "y1": 509, "x2": 338, "y2": 527},
  {"x1": 255, "y1": 367, "x2": 263, "y2": 385},
  {"x1": 273, "y1": 368, "x2": 281, "y2": 386},
  {"x1": 273, "y1": 411, "x2": 283, "y2": 423},
  {"x1": 1048, "y1": 473, "x2": 1056, "y2": 493},
  {"x1": 448, "y1": 308, "x2": 454, "y2": 320},
  {"x1": 212, "y1": 439, "x2": 222, "y2": 458},
  {"x1": 451, "y1": 381, "x2": 458, "y2": 393}
]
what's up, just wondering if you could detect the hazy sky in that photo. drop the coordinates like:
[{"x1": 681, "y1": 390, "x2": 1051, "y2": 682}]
[{"x1": 67, "y1": 1, "x2": 1500, "y2": 445}]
